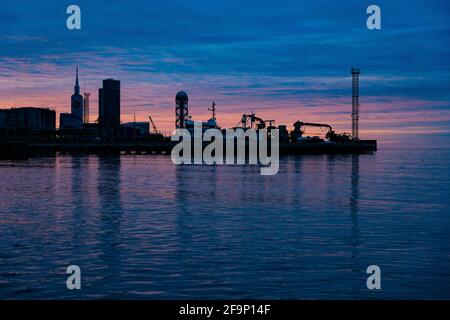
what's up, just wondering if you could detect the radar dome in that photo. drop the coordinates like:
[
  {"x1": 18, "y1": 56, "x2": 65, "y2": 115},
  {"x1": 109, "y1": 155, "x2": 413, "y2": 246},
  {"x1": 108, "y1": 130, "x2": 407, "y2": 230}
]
[{"x1": 176, "y1": 91, "x2": 188, "y2": 103}]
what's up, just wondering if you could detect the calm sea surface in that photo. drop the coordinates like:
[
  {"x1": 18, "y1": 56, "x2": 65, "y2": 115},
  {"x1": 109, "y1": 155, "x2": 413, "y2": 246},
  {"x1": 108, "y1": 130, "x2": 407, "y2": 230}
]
[{"x1": 0, "y1": 148, "x2": 449, "y2": 299}]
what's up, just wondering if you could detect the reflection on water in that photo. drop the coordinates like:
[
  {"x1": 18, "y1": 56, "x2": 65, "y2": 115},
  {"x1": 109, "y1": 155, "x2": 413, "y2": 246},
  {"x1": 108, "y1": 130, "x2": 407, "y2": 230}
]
[
  {"x1": 350, "y1": 155, "x2": 361, "y2": 294},
  {"x1": 0, "y1": 149, "x2": 449, "y2": 299}
]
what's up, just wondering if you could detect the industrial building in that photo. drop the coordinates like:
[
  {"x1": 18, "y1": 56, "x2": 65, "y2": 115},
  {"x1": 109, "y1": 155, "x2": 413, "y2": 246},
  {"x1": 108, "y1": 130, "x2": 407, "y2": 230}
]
[
  {"x1": 59, "y1": 112, "x2": 81, "y2": 129},
  {"x1": 0, "y1": 107, "x2": 56, "y2": 131},
  {"x1": 99, "y1": 78, "x2": 121, "y2": 140},
  {"x1": 121, "y1": 122, "x2": 150, "y2": 138},
  {"x1": 0, "y1": 110, "x2": 5, "y2": 128}
]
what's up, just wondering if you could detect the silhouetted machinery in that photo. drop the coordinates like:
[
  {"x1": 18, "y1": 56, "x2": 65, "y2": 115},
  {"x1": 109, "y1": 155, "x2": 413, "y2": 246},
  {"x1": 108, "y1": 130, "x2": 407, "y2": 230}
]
[
  {"x1": 232, "y1": 113, "x2": 288, "y2": 142},
  {"x1": 237, "y1": 113, "x2": 265, "y2": 130},
  {"x1": 233, "y1": 114, "x2": 352, "y2": 144},
  {"x1": 291, "y1": 121, "x2": 351, "y2": 143},
  {"x1": 235, "y1": 113, "x2": 276, "y2": 130}
]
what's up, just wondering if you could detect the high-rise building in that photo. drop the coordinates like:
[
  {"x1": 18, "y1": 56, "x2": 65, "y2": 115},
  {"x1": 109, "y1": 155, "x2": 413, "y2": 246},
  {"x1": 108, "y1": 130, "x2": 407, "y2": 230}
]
[
  {"x1": 71, "y1": 67, "x2": 83, "y2": 126},
  {"x1": 98, "y1": 87, "x2": 103, "y2": 122},
  {"x1": 99, "y1": 79, "x2": 120, "y2": 139},
  {"x1": 60, "y1": 67, "x2": 84, "y2": 129}
]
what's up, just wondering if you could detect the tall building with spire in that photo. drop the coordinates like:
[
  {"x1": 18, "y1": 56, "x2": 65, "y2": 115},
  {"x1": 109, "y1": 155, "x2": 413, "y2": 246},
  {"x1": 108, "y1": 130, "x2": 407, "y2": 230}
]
[
  {"x1": 60, "y1": 67, "x2": 84, "y2": 129},
  {"x1": 71, "y1": 67, "x2": 83, "y2": 123}
]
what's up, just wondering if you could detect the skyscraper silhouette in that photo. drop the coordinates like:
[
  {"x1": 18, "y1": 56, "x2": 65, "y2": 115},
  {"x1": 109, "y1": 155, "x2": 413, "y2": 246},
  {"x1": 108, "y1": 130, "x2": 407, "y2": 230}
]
[
  {"x1": 71, "y1": 67, "x2": 84, "y2": 127},
  {"x1": 99, "y1": 79, "x2": 120, "y2": 140}
]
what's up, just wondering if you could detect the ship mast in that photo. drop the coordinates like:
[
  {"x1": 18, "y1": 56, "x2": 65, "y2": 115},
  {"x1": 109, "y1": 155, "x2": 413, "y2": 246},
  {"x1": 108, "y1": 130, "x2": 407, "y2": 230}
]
[{"x1": 208, "y1": 101, "x2": 216, "y2": 120}]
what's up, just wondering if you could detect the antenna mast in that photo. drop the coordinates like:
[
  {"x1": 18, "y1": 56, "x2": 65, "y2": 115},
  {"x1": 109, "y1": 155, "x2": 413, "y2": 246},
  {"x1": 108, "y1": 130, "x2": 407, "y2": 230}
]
[
  {"x1": 351, "y1": 68, "x2": 360, "y2": 140},
  {"x1": 83, "y1": 78, "x2": 90, "y2": 124},
  {"x1": 208, "y1": 101, "x2": 216, "y2": 120}
]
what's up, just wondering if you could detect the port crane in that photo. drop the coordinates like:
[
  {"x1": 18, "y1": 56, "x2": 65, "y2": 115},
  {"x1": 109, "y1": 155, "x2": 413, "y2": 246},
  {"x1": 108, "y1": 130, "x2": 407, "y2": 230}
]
[{"x1": 148, "y1": 116, "x2": 159, "y2": 134}]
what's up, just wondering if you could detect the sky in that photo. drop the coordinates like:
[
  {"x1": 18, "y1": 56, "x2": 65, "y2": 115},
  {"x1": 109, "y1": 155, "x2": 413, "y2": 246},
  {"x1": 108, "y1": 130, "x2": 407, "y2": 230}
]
[{"x1": 0, "y1": 0, "x2": 449, "y2": 146}]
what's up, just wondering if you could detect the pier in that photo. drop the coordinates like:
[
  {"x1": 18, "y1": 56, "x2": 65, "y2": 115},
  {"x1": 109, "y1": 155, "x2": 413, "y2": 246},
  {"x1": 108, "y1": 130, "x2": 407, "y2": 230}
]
[{"x1": 0, "y1": 140, "x2": 376, "y2": 159}]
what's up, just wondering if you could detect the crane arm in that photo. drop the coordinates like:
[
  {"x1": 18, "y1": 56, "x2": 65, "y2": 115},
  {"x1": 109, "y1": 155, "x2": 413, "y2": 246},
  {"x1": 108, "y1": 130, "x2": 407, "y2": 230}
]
[
  {"x1": 148, "y1": 116, "x2": 158, "y2": 134},
  {"x1": 241, "y1": 113, "x2": 266, "y2": 128},
  {"x1": 297, "y1": 122, "x2": 332, "y2": 131}
]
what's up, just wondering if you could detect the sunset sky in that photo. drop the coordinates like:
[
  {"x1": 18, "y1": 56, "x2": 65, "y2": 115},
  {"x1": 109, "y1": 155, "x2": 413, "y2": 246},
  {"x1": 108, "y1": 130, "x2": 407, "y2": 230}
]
[{"x1": 1, "y1": 0, "x2": 449, "y2": 146}]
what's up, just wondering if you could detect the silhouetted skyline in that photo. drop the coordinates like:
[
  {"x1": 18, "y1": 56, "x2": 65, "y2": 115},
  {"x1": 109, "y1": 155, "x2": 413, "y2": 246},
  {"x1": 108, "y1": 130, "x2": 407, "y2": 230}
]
[{"x1": 0, "y1": 0, "x2": 449, "y2": 146}]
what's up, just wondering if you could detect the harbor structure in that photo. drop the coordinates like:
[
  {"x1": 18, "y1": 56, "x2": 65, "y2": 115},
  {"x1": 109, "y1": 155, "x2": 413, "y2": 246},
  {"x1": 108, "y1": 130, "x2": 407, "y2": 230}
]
[
  {"x1": 175, "y1": 91, "x2": 189, "y2": 129},
  {"x1": 1, "y1": 68, "x2": 377, "y2": 158}
]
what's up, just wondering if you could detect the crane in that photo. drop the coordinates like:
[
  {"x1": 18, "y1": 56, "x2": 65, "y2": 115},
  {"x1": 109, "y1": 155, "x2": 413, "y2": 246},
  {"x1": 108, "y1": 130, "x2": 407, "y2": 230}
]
[
  {"x1": 291, "y1": 121, "x2": 351, "y2": 143},
  {"x1": 237, "y1": 113, "x2": 267, "y2": 130},
  {"x1": 148, "y1": 116, "x2": 159, "y2": 134},
  {"x1": 293, "y1": 121, "x2": 332, "y2": 134}
]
